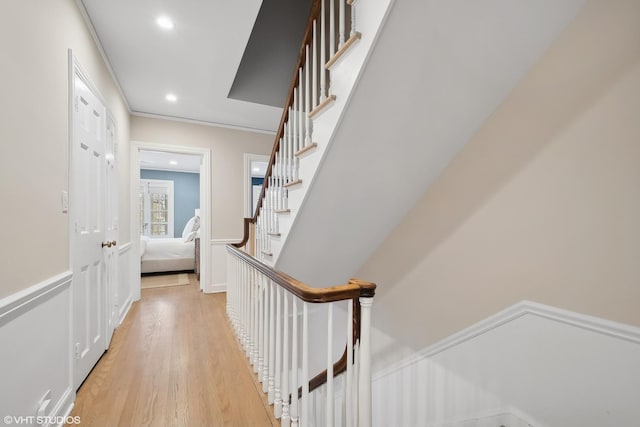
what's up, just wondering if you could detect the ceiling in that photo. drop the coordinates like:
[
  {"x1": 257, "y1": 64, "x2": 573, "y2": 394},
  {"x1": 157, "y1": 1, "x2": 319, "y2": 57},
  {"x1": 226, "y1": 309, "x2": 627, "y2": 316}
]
[
  {"x1": 79, "y1": 0, "x2": 311, "y2": 133},
  {"x1": 139, "y1": 150, "x2": 202, "y2": 173}
]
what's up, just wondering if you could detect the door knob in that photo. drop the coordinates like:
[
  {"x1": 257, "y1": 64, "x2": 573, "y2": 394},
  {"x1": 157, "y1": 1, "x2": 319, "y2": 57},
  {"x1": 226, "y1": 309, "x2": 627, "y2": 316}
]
[{"x1": 111, "y1": 240, "x2": 117, "y2": 247}]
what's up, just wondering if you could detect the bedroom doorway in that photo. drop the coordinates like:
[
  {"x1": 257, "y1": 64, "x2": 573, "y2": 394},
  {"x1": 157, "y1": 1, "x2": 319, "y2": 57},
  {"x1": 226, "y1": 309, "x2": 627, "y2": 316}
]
[{"x1": 131, "y1": 143, "x2": 211, "y2": 299}]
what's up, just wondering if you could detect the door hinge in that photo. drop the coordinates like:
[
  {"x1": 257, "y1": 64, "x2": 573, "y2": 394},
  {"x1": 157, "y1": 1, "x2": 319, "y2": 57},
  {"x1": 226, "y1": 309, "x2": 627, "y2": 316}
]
[{"x1": 75, "y1": 343, "x2": 80, "y2": 359}]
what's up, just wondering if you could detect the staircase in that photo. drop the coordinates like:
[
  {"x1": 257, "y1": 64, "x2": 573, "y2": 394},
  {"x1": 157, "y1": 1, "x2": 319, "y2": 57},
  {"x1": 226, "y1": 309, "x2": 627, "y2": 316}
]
[
  {"x1": 228, "y1": 1, "x2": 590, "y2": 426},
  {"x1": 237, "y1": 0, "x2": 394, "y2": 271}
]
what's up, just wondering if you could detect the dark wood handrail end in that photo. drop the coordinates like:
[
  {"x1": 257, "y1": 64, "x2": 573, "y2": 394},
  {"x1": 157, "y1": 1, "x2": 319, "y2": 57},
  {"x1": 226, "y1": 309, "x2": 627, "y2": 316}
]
[{"x1": 349, "y1": 278, "x2": 377, "y2": 298}]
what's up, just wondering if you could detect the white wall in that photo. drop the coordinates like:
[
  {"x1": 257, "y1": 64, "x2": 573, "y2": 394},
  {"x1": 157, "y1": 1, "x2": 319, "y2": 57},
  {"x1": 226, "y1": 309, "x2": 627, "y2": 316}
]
[
  {"x1": 0, "y1": 0, "x2": 131, "y2": 421},
  {"x1": 356, "y1": 1, "x2": 640, "y2": 424},
  {"x1": 372, "y1": 302, "x2": 640, "y2": 427},
  {"x1": 0, "y1": 0, "x2": 131, "y2": 299}
]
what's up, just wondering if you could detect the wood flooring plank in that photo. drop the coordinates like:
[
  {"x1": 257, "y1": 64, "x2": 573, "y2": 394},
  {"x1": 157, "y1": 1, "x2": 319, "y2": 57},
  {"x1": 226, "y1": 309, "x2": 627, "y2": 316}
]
[{"x1": 68, "y1": 275, "x2": 277, "y2": 426}]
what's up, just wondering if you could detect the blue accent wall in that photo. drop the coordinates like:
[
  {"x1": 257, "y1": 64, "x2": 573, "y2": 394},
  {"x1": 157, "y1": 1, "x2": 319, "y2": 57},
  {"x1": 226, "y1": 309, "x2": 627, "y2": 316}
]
[{"x1": 141, "y1": 170, "x2": 200, "y2": 237}]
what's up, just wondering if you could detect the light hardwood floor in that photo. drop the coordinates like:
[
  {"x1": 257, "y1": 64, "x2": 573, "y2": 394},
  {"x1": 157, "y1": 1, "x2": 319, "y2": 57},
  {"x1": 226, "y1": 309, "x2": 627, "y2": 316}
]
[{"x1": 68, "y1": 274, "x2": 277, "y2": 426}]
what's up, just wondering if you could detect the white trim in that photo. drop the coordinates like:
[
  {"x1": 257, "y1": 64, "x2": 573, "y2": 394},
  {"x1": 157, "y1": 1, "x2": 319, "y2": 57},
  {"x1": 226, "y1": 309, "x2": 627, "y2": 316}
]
[
  {"x1": 0, "y1": 272, "x2": 74, "y2": 426},
  {"x1": 204, "y1": 283, "x2": 227, "y2": 294},
  {"x1": 131, "y1": 141, "x2": 211, "y2": 295},
  {"x1": 244, "y1": 153, "x2": 270, "y2": 217},
  {"x1": 131, "y1": 111, "x2": 277, "y2": 136},
  {"x1": 427, "y1": 407, "x2": 547, "y2": 427},
  {"x1": 73, "y1": 0, "x2": 132, "y2": 112},
  {"x1": 210, "y1": 239, "x2": 242, "y2": 245},
  {"x1": 0, "y1": 271, "x2": 72, "y2": 321},
  {"x1": 374, "y1": 300, "x2": 640, "y2": 381},
  {"x1": 116, "y1": 242, "x2": 134, "y2": 325},
  {"x1": 118, "y1": 241, "x2": 133, "y2": 254}
]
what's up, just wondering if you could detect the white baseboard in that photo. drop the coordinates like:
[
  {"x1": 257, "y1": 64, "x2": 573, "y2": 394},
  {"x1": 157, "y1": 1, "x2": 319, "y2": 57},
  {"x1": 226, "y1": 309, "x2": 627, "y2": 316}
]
[
  {"x1": 0, "y1": 271, "x2": 74, "y2": 424},
  {"x1": 203, "y1": 283, "x2": 227, "y2": 294},
  {"x1": 118, "y1": 295, "x2": 133, "y2": 325}
]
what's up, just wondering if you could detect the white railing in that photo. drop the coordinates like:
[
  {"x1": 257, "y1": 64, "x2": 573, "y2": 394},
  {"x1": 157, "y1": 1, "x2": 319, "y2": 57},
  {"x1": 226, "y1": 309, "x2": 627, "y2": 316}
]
[
  {"x1": 246, "y1": 0, "x2": 362, "y2": 265},
  {"x1": 226, "y1": 245, "x2": 375, "y2": 427}
]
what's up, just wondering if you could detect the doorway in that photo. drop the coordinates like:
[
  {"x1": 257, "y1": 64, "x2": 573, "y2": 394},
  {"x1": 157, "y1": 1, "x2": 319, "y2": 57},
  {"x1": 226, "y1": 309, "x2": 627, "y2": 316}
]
[{"x1": 131, "y1": 143, "x2": 211, "y2": 299}]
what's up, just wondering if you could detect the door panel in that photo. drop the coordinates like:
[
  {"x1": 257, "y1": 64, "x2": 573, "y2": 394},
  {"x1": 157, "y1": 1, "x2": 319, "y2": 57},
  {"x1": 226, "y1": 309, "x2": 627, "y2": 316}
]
[{"x1": 72, "y1": 73, "x2": 107, "y2": 389}]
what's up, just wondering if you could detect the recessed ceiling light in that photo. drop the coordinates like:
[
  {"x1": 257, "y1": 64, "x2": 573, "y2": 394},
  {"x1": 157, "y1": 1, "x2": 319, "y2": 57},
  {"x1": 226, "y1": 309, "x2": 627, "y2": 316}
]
[
  {"x1": 156, "y1": 16, "x2": 174, "y2": 30},
  {"x1": 169, "y1": 160, "x2": 178, "y2": 165},
  {"x1": 165, "y1": 93, "x2": 177, "y2": 102}
]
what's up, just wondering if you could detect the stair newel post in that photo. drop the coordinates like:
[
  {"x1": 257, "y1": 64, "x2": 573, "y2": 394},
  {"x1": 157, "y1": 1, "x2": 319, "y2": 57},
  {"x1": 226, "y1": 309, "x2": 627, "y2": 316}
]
[
  {"x1": 274, "y1": 286, "x2": 283, "y2": 418},
  {"x1": 358, "y1": 295, "x2": 373, "y2": 427},
  {"x1": 312, "y1": 20, "x2": 318, "y2": 108},
  {"x1": 281, "y1": 292, "x2": 291, "y2": 427},
  {"x1": 326, "y1": 302, "x2": 334, "y2": 427},
  {"x1": 320, "y1": 0, "x2": 327, "y2": 101},
  {"x1": 301, "y1": 301, "x2": 309, "y2": 425},
  {"x1": 290, "y1": 298, "x2": 299, "y2": 427},
  {"x1": 339, "y1": 0, "x2": 346, "y2": 48}
]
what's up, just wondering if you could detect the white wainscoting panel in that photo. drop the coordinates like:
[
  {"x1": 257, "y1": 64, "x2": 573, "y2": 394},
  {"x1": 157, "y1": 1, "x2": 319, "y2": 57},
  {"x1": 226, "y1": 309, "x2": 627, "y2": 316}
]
[
  {"x1": 0, "y1": 272, "x2": 74, "y2": 425},
  {"x1": 372, "y1": 301, "x2": 640, "y2": 427},
  {"x1": 205, "y1": 239, "x2": 237, "y2": 293},
  {"x1": 117, "y1": 242, "x2": 134, "y2": 325}
]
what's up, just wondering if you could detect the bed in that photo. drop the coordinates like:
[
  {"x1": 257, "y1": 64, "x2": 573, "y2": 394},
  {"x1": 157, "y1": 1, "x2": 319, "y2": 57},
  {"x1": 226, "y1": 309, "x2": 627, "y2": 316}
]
[{"x1": 140, "y1": 216, "x2": 199, "y2": 274}]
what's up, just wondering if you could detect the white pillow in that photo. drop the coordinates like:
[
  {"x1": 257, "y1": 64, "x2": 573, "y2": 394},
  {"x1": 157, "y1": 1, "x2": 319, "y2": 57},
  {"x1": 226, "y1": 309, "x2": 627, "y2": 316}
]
[
  {"x1": 182, "y1": 217, "x2": 196, "y2": 239},
  {"x1": 183, "y1": 230, "x2": 197, "y2": 243}
]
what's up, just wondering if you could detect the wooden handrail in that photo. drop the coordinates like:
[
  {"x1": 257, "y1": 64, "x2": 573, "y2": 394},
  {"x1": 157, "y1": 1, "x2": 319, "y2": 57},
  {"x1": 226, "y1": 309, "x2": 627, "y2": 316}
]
[
  {"x1": 227, "y1": 245, "x2": 376, "y2": 302},
  {"x1": 227, "y1": 244, "x2": 374, "y2": 399}
]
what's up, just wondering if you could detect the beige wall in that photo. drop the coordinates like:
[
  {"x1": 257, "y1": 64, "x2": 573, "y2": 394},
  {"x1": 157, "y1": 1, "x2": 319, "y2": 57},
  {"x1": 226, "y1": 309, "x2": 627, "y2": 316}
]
[
  {"x1": 130, "y1": 115, "x2": 273, "y2": 240},
  {"x1": 357, "y1": 0, "x2": 640, "y2": 366},
  {"x1": 0, "y1": 0, "x2": 130, "y2": 299}
]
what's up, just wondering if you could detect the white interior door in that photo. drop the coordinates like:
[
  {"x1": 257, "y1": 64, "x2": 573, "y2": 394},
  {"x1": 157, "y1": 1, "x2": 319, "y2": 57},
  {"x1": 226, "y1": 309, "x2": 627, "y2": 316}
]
[{"x1": 71, "y1": 68, "x2": 108, "y2": 389}]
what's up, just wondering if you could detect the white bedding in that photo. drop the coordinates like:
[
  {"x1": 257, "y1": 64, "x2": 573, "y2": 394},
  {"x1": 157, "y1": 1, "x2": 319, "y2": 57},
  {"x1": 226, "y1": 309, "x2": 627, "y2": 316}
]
[{"x1": 141, "y1": 237, "x2": 195, "y2": 274}]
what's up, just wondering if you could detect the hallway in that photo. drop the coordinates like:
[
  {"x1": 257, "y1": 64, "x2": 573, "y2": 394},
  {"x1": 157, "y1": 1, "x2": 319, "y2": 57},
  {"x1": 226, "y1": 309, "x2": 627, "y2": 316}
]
[{"x1": 69, "y1": 275, "x2": 277, "y2": 426}]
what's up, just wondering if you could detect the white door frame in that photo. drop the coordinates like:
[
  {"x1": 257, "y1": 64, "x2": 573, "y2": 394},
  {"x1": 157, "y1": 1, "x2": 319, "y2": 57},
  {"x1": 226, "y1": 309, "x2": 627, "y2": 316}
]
[
  {"x1": 244, "y1": 153, "x2": 269, "y2": 217},
  {"x1": 130, "y1": 141, "x2": 211, "y2": 297}
]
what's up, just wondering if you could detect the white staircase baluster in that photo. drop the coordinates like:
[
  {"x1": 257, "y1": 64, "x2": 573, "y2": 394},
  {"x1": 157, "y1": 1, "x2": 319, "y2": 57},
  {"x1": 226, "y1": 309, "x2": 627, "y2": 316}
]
[
  {"x1": 263, "y1": 275, "x2": 270, "y2": 391},
  {"x1": 275, "y1": 286, "x2": 283, "y2": 418},
  {"x1": 312, "y1": 20, "x2": 318, "y2": 108},
  {"x1": 305, "y1": 45, "x2": 312, "y2": 146},
  {"x1": 290, "y1": 298, "x2": 299, "y2": 427},
  {"x1": 330, "y1": 0, "x2": 336, "y2": 59},
  {"x1": 281, "y1": 292, "x2": 290, "y2": 427},
  {"x1": 358, "y1": 296, "x2": 373, "y2": 427},
  {"x1": 326, "y1": 302, "x2": 334, "y2": 427},
  {"x1": 320, "y1": 0, "x2": 326, "y2": 101},
  {"x1": 301, "y1": 301, "x2": 309, "y2": 425},
  {"x1": 350, "y1": 1, "x2": 356, "y2": 38},
  {"x1": 298, "y1": 68, "x2": 304, "y2": 152},
  {"x1": 346, "y1": 299, "x2": 354, "y2": 427},
  {"x1": 258, "y1": 273, "x2": 264, "y2": 378},
  {"x1": 293, "y1": 88, "x2": 299, "y2": 181},
  {"x1": 339, "y1": 0, "x2": 345, "y2": 48}
]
